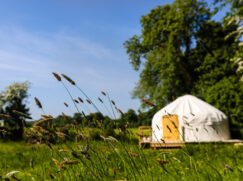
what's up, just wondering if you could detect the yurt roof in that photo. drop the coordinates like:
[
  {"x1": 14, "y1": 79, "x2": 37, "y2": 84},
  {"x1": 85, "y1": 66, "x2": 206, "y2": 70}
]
[{"x1": 154, "y1": 95, "x2": 227, "y2": 126}]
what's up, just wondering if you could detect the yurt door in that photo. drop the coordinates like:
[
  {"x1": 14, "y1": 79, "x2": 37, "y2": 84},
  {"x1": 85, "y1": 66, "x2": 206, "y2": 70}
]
[{"x1": 162, "y1": 115, "x2": 180, "y2": 141}]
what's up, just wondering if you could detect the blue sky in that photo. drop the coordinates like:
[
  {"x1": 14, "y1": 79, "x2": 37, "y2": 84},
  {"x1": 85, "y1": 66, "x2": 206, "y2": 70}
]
[{"x1": 0, "y1": 0, "x2": 229, "y2": 120}]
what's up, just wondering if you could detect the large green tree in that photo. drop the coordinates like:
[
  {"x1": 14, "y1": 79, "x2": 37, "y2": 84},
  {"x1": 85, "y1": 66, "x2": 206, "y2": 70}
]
[
  {"x1": 192, "y1": 20, "x2": 242, "y2": 126},
  {"x1": 0, "y1": 81, "x2": 30, "y2": 139},
  {"x1": 124, "y1": 0, "x2": 242, "y2": 126},
  {"x1": 124, "y1": 0, "x2": 210, "y2": 107}
]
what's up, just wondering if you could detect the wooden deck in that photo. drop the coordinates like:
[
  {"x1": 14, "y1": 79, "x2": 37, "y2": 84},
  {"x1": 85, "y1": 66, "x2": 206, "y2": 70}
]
[
  {"x1": 138, "y1": 126, "x2": 243, "y2": 149},
  {"x1": 138, "y1": 126, "x2": 152, "y2": 148},
  {"x1": 150, "y1": 141, "x2": 185, "y2": 149},
  {"x1": 139, "y1": 139, "x2": 243, "y2": 149},
  {"x1": 140, "y1": 139, "x2": 243, "y2": 149}
]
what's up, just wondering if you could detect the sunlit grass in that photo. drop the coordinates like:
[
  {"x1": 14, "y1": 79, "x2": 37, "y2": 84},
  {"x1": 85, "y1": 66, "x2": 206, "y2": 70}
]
[{"x1": 0, "y1": 140, "x2": 242, "y2": 180}]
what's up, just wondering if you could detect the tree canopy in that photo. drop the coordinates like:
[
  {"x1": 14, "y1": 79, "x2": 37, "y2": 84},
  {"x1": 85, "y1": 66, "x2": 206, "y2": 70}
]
[
  {"x1": 0, "y1": 81, "x2": 30, "y2": 139},
  {"x1": 124, "y1": 0, "x2": 242, "y2": 126}
]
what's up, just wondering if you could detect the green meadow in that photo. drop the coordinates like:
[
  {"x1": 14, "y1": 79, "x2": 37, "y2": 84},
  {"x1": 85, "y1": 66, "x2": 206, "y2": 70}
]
[{"x1": 0, "y1": 136, "x2": 243, "y2": 181}]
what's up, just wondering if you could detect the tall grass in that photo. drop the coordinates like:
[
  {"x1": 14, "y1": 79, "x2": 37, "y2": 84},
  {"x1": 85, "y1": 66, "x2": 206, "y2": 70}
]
[{"x1": 1, "y1": 141, "x2": 242, "y2": 180}]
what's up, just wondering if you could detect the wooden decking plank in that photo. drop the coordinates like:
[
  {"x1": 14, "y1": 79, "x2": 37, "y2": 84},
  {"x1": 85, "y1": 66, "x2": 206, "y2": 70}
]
[{"x1": 139, "y1": 139, "x2": 243, "y2": 149}]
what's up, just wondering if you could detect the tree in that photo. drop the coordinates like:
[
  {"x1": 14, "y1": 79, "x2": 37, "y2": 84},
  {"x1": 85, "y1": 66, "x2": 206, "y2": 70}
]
[
  {"x1": 124, "y1": 0, "x2": 210, "y2": 107},
  {"x1": 137, "y1": 107, "x2": 157, "y2": 126},
  {"x1": 192, "y1": 21, "x2": 239, "y2": 93},
  {"x1": 124, "y1": 0, "x2": 242, "y2": 127},
  {"x1": 225, "y1": 0, "x2": 243, "y2": 81},
  {"x1": 0, "y1": 81, "x2": 30, "y2": 140},
  {"x1": 205, "y1": 76, "x2": 243, "y2": 126},
  {"x1": 121, "y1": 109, "x2": 138, "y2": 127},
  {"x1": 192, "y1": 11, "x2": 242, "y2": 126},
  {"x1": 213, "y1": 0, "x2": 243, "y2": 81}
]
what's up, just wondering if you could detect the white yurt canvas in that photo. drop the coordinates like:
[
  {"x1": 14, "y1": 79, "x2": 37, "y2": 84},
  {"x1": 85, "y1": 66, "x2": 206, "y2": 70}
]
[{"x1": 152, "y1": 95, "x2": 230, "y2": 142}]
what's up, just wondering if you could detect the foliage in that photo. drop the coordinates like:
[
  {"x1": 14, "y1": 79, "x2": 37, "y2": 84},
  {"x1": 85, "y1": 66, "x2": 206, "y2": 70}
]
[
  {"x1": 225, "y1": 0, "x2": 242, "y2": 81},
  {"x1": 121, "y1": 109, "x2": 139, "y2": 127},
  {"x1": 124, "y1": 0, "x2": 242, "y2": 126},
  {"x1": 89, "y1": 129, "x2": 102, "y2": 140},
  {"x1": 104, "y1": 126, "x2": 116, "y2": 137},
  {"x1": 137, "y1": 107, "x2": 157, "y2": 126},
  {"x1": 214, "y1": 0, "x2": 243, "y2": 81},
  {"x1": 124, "y1": 0, "x2": 210, "y2": 107},
  {"x1": 205, "y1": 76, "x2": 243, "y2": 126},
  {"x1": 0, "y1": 81, "x2": 30, "y2": 140}
]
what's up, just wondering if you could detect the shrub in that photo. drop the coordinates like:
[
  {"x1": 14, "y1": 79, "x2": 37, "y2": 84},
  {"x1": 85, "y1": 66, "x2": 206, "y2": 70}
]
[
  {"x1": 89, "y1": 129, "x2": 102, "y2": 140},
  {"x1": 104, "y1": 127, "x2": 116, "y2": 137}
]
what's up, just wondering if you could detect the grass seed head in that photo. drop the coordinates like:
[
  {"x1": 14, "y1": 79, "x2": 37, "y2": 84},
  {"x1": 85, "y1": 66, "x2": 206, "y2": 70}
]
[
  {"x1": 13, "y1": 110, "x2": 32, "y2": 119},
  {"x1": 86, "y1": 99, "x2": 92, "y2": 104},
  {"x1": 111, "y1": 100, "x2": 115, "y2": 105},
  {"x1": 64, "y1": 102, "x2": 69, "y2": 107},
  {"x1": 59, "y1": 149, "x2": 69, "y2": 152},
  {"x1": 22, "y1": 120, "x2": 26, "y2": 127},
  {"x1": 52, "y1": 158, "x2": 65, "y2": 168},
  {"x1": 62, "y1": 112, "x2": 67, "y2": 118},
  {"x1": 0, "y1": 114, "x2": 11, "y2": 118},
  {"x1": 100, "y1": 135, "x2": 106, "y2": 140},
  {"x1": 117, "y1": 108, "x2": 123, "y2": 115},
  {"x1": 41, "y1": 115, "x2": 53, "y2": 119},
  {"x1": 98, "y1": 97, "x2": 103, "y2": 103},
  {"x1": 171, "y1": 121, "x2": 177, "y2": 129},
  {"x1": 34, "y1": 118, "x2": 51, "y2": 126},
  {"x1": 56, "y1": 131, "x2": 66, "y2": 137},
  {"x1": 34, "y1": 97, "x2": 42, "y2": 109},
  {"x1": 78, "y1": 97, "x2": 83, "y2": 103},
  {"x1": 136, "y1": 132, "x2": 143, "y2": 137},
  {"x1": 160, "y1": 139, "x2": 165, "y2": 143},
  {"x1": 166, "y1": 125, "x2": 172, "y2": 133},
  {"x1": 52, "y1": 72, "x2": 61, "y2": 81},
  {"x1": 63, "y1": 160, "x2": 79, "y2": 165},
  {"x1": 190, "y1": 112, "x2": 195, "y2": 116},
  {"x1": 45, "y1": 142, "x2": 53, "y2": 150},
  {"x1": 48, "y1": 173, "x2": 55, "y2": 179},
  {"x1": 71, "y1": 151, "x2": 80, "y2": 159},
  {"x1": 73, "y1": 99, "x2": 79, "y2": 103},
  {"x1": 165, "y1": 110, "x2": 172, "y2": 116},
  {"x1": 222, "y1": 163, "x2": 233, "y2": 171},
  {"x1": 128, "y1": 152, "x2": 138, "y2": 157},
  {"x1": 142, "y1": 99, "x2": 155, "y2": 107},
  {"x1": 11, "y1": 175, "x2": 21, "y2": 181},
  {"x1": 61, "y1": 74, "x2": 76, "y2": 85},
  {"x1": 156, "y1": 159, "x2": 168, "y2": 165},
  {"x1": 3, "y1": 171, "x2": 21, "y2": 179},
  {"x1": 101, "y1": 91, "x2": 106, "y2": 96}
]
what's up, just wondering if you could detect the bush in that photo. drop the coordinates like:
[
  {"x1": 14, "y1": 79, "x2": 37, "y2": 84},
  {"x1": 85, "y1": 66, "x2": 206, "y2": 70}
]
[
  {"x1": 205, "y1": 76, "x2": 243, "y2": 126},
  {"x1": 89, "y1": 129, "x2": 102, "y2": 140},
  {"x1": 104, "y1": 127, "x2": 116, "y2": 137}
]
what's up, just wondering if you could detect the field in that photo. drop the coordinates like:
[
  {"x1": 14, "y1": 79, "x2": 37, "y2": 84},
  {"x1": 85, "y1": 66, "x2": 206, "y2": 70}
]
[{"x1": 1, "y1": 136, "x2": 243, "y2": 181}]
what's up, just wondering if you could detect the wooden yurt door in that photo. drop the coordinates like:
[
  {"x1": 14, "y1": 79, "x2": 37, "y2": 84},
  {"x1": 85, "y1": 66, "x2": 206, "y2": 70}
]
[{"x1": 162, "y1": 115, "x2": 180, "y2": 141}]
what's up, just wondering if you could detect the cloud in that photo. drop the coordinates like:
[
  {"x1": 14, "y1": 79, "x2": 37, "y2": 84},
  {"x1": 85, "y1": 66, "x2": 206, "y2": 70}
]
[
  {"x1": 0, "y1": 26, "x2": 125, "y2": 86},
  {"x1": 0, "y1": 25, "x2": 140, "y2": 119}
]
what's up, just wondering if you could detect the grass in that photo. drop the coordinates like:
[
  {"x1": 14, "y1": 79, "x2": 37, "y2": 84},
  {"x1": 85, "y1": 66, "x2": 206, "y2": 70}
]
[{"x1": 0, "y1": 139, "x2": 243, "y2": 181}]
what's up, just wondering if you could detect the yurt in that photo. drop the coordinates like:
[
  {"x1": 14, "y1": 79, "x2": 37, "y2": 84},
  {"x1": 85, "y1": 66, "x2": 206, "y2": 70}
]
[{"x1": 152, "y1": 95, "x2": 230, "y2": 142}]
